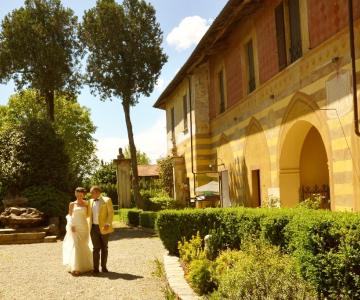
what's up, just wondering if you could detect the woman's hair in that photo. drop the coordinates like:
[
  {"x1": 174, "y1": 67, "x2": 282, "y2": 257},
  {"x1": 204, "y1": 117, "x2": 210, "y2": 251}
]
[{"x1": 75, "y1": 187, "x2": 87, "y2": 193}]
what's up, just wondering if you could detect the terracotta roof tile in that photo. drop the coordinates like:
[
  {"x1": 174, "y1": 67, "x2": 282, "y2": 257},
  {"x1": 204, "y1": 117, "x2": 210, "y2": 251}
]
[{"x1": 137, "y1": 165, "x2": 160, "y2": 177}]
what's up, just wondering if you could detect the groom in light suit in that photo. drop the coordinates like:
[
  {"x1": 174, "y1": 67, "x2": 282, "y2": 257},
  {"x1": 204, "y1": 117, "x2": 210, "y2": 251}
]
[{"x1": 88, "y1": 185, "x2": 114, "y2": 273}]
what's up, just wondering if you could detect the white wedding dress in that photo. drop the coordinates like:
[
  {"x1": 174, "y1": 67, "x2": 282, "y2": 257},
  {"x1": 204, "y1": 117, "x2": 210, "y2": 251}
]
[{"x1": 62, "y1": 205, "x2": 93, "y2": 273}]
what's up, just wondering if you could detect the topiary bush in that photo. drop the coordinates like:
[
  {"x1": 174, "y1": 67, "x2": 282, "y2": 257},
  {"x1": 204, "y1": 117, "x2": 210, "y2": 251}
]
[
  {"x1": 139, "y1": 211, "x2": 157, "y2": 228},
  {"x1": 22, "y1": 185, "x2": 70, "y2": 217},
  {"x1": 156, "y1": 208, "x2": 223, "y2": 255},
  {"x1": 156, "y1": 208, "x2": 295, "y2": 255},
  {"x1": 127, "y1": 209, "x2": 142, "y2": 227},
  {"x1": 118, "y1": 208, "x2": 142, "y2": 226}
]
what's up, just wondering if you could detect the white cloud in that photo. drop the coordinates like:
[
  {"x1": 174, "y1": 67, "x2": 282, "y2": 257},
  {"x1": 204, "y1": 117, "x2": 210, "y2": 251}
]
[
  {"x1": 96, "y1": 137, "x2": 127, "y2": 163},
  {"x1": 167, "y1": 16, "x2": 212, "y2": 51},
  {"x1": 155, "y1": 78, "x2": 165, "y2": 93},
  {"x1": 96, "y1": 115, "x2": 167, "y2": 164}
]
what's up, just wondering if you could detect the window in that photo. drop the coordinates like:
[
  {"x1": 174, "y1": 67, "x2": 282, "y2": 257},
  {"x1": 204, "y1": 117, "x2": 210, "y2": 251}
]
[
  {"x1": 218, "y1": 69, "x2": 226, "y2": 113},
  {"x1": 275, "y1": 2, "x2": 287, "y2": 70},
  {"x1": 275, "y1": 0, "x2": 302, "y2": 69},
  {"x1": 246, "y1": 39, "x2": 256, "y2": 93},
  {"x1": 183, "y1": 94, "x2": 188, "y2": 132},
  {"x1": 288, "y1": 0, "x2": 302, "y2": 62},
  {"x1": 170, "y1": 107, "x2": 175, "y2": 141}
]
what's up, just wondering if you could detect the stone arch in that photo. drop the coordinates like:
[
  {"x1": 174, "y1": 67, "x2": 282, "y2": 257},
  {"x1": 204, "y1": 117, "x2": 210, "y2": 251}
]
[
  {"x1": 278, "y1": 92, "x2": 333, "y2": 208},
  {"x1": 243, "y1": 117, "x2": 271, "y2": 207}
]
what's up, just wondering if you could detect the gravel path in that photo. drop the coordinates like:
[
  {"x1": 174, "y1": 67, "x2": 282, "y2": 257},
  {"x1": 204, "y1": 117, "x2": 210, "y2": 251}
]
[{"x1": 0, "y1": 228, "x2": 167, "y2": 300}]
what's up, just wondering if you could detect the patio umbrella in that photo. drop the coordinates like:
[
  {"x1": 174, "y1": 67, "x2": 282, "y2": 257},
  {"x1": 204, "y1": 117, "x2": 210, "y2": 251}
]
[{"x1": 195, "y1": 181, "x2": 219, "y2": 193}]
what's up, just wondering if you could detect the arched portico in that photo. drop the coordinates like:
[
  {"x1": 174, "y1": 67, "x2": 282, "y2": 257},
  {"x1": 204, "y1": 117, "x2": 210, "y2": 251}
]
[
  {"x1": 278, "y1": 93, "x2": 332, "y2": 208},
  {"x1": 279, "y1": 121, "x2": 330, "y2": 207}
]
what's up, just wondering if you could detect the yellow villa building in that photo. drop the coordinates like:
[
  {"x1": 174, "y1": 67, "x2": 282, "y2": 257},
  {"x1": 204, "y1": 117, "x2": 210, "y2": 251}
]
[{"x1": 154, "y1": 0, "x2": 360, "y2": 211}]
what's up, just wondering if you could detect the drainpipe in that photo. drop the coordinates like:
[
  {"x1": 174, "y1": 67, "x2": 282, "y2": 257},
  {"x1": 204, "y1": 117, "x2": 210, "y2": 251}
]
[{"x1": 348, "y1": 0, "x2": 360, "y2": 136}]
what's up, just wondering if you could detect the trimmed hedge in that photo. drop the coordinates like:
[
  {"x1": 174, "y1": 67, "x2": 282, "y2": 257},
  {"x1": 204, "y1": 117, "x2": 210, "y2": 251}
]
[
  {"x1": 286, "y1": 210, "x2": 360, "y2": 299},
  {"x1": 119, "y1": 208, "x2": 142, "y2": 226},
  {"x1": 156, "y1": 208, "x2": 360, "y2": 299},
  {"x1": 139, "y1": 211, "x2": 158, "y2": 228},
  {"x1": 156, "y1": 208, "x2": 295, "y2": 255}
]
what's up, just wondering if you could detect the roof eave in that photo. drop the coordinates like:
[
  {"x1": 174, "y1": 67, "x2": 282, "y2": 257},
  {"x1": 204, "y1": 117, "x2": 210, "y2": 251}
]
[{"x1": 153, "y1": 0, "x2": 261, "y2": 109}]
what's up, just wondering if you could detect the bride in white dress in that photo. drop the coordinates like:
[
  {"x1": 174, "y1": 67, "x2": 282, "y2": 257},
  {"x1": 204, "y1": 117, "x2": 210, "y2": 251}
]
[{"x1": 63, "y1": 187, "x2": 93, "y2": 275}]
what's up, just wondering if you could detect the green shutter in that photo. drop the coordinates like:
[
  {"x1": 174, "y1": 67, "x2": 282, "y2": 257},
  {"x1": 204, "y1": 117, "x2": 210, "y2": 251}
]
[
  {"x1": 246, "y1": 40, "x2": 256, "y2": 93},
  {"x1": 219, "y1": 70, "x2": 225, "y2": 113},
  {"x1": 275, "y1": 2, "x2": 287, "y2": 70},
  {"x1": 288, "y1": 0, "x2": 302, "y2": 62}
]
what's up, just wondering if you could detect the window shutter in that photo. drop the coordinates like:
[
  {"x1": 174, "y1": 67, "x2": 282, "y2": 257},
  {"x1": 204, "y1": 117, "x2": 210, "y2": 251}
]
[
  {"x1": 246, "y1": 40, "x2": 256, "y2": 93},
  {"x1": 275, "y1": 2, "x2": 287, "y2": 70},
  {"x1": 288, "y1": 0, "x2": 302, "y2": 62},
  {"x1": 219, "y1": 70, "x2": 225, "y2": 113}
]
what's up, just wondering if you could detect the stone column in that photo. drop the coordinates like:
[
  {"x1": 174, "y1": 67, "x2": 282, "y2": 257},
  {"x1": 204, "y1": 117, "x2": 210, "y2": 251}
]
[
  {"x1": 113, "y1": 157, "x2": 132, "y2": 208},
  {"x1": 172, "y1": 156, "x2": 186, "y2": 205}
]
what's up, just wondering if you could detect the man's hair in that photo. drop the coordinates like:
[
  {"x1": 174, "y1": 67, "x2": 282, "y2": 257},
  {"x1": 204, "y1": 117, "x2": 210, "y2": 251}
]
[
  {"x1": 75, "y1": 187, "x2": 87, "y2": 193},
  {"x1": 90, "y1": 185, "x2": 102, "y2": 193}
]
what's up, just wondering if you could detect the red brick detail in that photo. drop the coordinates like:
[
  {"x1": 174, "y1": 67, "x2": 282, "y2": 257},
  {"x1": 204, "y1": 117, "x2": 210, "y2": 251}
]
[
  {"x1": 225, "y1": 46, "x2": 243, "y2": 108},
  {"x1": 256, "y1": 6, "x2": 279, "y2": 84},
  {"x1": 309, "y1": 0, "x2": 360, "y2": 48}
]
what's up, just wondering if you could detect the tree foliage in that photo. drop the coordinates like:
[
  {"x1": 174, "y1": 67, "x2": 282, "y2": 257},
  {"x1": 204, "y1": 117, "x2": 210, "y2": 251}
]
[
  {"x1": 80, "y1": 0, "x2": 167, "y2": 208},
  {"x1": 0, "y1": 90, "x2": 97, "y2": 187},
  {"x1": 91, "y1": 161, "x2": 117, "y2": 185},
  {"x1": 0, "y1": 118, "x2": 70, "y2": 195},
  {"x1": 0, "y1": 0, "x2": 82, "y2": 121},
  {"x1": 124, "y1": 145, "x2": 151, "y2": 165},
  {"x1": 157, "y1": 156, "x2": 173, "y2": 197}
]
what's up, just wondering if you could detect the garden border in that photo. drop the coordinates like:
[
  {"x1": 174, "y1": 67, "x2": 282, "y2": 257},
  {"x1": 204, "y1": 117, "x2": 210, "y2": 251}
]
[{"x1": 163, "y1": 253, "x2": 200, "y2": 300}]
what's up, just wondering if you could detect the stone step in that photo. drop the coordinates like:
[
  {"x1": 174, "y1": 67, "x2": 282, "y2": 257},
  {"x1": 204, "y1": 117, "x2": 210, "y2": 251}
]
[
  {"x1": 0, "y1": 228, "x2": 16, "y2": 234},
  {"x1": 0, "y1": 225, "x2": 57, "y2": 235},
  {"x1": 1, "y1": 239, "x2": 45, "y2": 245},
  {"x1": 0, "y1": 232, "x2": 46, "y2": 244},
  {"x1": 44, "y1": 235, "x2": 57, "y2": 243}
]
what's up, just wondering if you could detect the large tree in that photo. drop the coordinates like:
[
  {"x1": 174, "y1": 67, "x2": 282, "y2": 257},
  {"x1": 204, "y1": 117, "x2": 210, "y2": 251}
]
[
  {"x1": 0, "y1": 0, "x2": 82, "y2": 121},
  {"x1": 80, "y1": 0, "x2": 167, "y2": 208},
  {"x1": 0, "y1": 118, "x2": 70, "y2": 196},
  {"x1": 0, "y1": 90, "x2": 97, "y2": 187}
]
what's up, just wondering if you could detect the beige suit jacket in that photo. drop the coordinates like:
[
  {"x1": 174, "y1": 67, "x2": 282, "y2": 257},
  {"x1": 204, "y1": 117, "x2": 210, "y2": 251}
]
[{"x1": 88, "y1": 196, "x2": 114, "y2": 235}]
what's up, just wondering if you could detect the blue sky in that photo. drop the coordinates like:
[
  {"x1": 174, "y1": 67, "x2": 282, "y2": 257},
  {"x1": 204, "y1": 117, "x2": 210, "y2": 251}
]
[{"x1": 0, "y1": 0, "x2": 227, "y2": 162}]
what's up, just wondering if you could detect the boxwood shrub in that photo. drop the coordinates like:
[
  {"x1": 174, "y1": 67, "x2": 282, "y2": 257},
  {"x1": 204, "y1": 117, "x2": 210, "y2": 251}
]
[
  {"x1": 156, "y1": 208, "x2": 295, "y2": 255},
  {"x1": 285, "y1": 209, "x2": 360, "y2": 299},
  {"x1": 119, "y1": 208, "x2": 142, "y2": 226},
  {"x1": 139, "y1": 211, "x2": 157, "y2": 228},
  {"x1": 156, "y1": 207, "x2": 360, "y2": 298}
]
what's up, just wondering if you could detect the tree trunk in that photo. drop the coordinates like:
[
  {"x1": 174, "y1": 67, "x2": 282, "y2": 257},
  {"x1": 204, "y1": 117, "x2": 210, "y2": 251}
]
[
  {"x1": 122, "y1": 101, "x2": 143, "y2": 208},
  {"x1": 45, "y1": 90, "x2": 55, "y2": 122}
]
